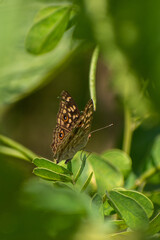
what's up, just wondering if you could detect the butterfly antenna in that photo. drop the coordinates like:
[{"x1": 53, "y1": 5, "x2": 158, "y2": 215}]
[{"x1": 90, "y1": 123, "x2": 113, "y2": 135}]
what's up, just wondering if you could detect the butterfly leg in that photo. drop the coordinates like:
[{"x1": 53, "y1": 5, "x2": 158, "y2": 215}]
[{"x1": 65, "y1": 158, "x2": 72, "y2": 164}]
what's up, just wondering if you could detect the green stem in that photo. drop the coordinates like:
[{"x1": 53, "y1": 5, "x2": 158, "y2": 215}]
[
  {"x1": 89, "y1": 46, "x2": 99, "y2": 111},
  {"x1": 122, "y1": 107, "x2": 133, "y2": 155},
  {"x1": 131, "y1": 166, "x2": 160, "y2": 189}
]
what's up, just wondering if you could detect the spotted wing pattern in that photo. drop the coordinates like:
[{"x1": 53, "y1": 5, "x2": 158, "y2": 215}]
[{"x1": 51, "y1": 91, "x2": 93, "y2": 163}]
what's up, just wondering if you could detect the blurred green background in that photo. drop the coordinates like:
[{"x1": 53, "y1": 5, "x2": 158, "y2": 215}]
[{"x1": 1, "y1": 0, "x2": 160, "y2": 239}]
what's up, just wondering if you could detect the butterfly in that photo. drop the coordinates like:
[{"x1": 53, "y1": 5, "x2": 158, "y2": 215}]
[{"x1": 51, "y1": 90, "x2": 93, "y2": 164}]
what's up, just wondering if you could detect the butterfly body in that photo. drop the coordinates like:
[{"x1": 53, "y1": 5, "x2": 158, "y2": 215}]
[{"x1": 51, "y1": 91, "x2": 93, "y2": 164}]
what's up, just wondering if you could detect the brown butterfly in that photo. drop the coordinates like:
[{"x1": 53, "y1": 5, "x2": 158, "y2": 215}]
[{"x1": 51, "y1": 91, "x2": 93, "y2": 164}]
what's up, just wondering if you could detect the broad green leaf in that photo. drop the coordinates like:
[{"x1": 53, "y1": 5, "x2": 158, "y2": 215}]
[
  {"x1": 26, "y1": 5, "x2": 72, "y2": 54},
  {"x1": 0, "y1": 134, "x2": 36, "y2": 161},
  {"x1": 71, "y1": 152, "x2": 97, "y2": 193},
  {"x1": 147, "y1": 212, "x2": 160, "y2": 235},
  {"x1": 107, "y1": 189, "x2": 149, "y2": 230},
  {"x1": 116, "y1": 188, "x2": 154, "y2": 218},
  {"x1": 0, "y1": 2, "x2": 81, "y2": 109},
  {"x1": 23, "y1": 178, "x2": 90, "y2": 215},
  {"x1": 33, "y1": 167, "x2": 73, "y2": 183},
  {"x1": 102, "y1": 149, "x2": 132, "y2": 177},
  {"x1": 92, "y1": 193, "x2": 104, "y2": 218},
  {"x1": 88, "y1": 153, "x2": 123, "y2": 194},
  {"x1": 0, "y1": 146, "x2": 29, "y2": 162},
  {"x1": 33, "y1": 157, "x2": 72, "y2": 175}
]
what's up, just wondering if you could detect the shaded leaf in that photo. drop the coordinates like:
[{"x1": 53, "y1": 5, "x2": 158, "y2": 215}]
[
  {"x1": 23, "y1": 178, "x2": 89, "y2": 215},
  {"x1": 0, "y1": 146, "x2": 29, "y2": 162},
  {"x1": 149, "y1": 191, "x2": 160, "y2": 206},
  {"x1": 0, "y1": 134, "x2": 36, "y2": 161},
  {"x1": 103, "y1": 200, "x2": 115, "y2": 216},
  {"x1": 149, "y1": 135, "x2": 160, "y2": 167},
  {"x1": 88, "y1": 153, "x2": 123, "y2": 194},
  {"x1": 92, "y1": 193, "x2": 104, "y2": 218},
  {"x1": 0, "y1": 3, "x2": 81, "y2": 109},
  {"x1": 147, "y1": 212, "x2": 160, "y2": 235},
  {"x1": 33, "y1": 167, "x2": 73, "y2": 183},
  {"x1": 102, "y1": 149, "x2": 132, "y2": 177},
  {"x1": 109, "y1": 220, "x2": 127, "y2": 232},
  {"x1": 26, "y1": 5, "x2": 72, "y2": 54},
  {"x1": 80, "y1": 171, "x2": 93, "y2": 193},
  {"x1": 74, "y1": 153, "x2": 86, "y2": 183}
]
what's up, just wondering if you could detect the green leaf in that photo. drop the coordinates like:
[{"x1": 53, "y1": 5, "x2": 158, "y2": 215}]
[
  {"x1": 74, "y1": 154, "x2": 86, "y2": 183},
  {"x1": 102, "y1": 149, "x2": 132, "y2": 177},
  {"x1": 106, "y1": 189, "x2": 149, "y2": 231},
  {"x1": 26, "y1": 5, "x2": 72, "y2": 54},
  {"x1": 23, "y1": 178, "x2": 90, "y2": 215},
  {"x1": 149, "y1": 191, "x2": 160, "y2": 206},
  {"x1": 33, "y1": 167, "x2": 73, "y2": 183},
  {"x1": 92, "y1": 193, "x2": 104, "y2": 218},
  {"x1": 80, "y1": 171, "x2": 93, "y2": 193},
  {"x1": 0, "y1": 134, "x2": 36, "y2": 161},
  {"x1": 149, "y1": 135, "x2": 160, "y2": 167},
  {"x1": 88, "y1": 153, "x2": 123, "y2": 194},
  {"x1": 147, "y1": 212, "x2": 160, "y2": 235},
  {"x1": 0, "y1": 146, "x2": 30, "y2": 162},
  {"x1": 0, "y1": 3, "x2": 81, "y2": 109},
  {"x1": 109, "y1": 220, "x2": 127, "y2": 232},
  {"x1": 33, "y1": 157, "x2": 72, "y2": 175},
  {"x1": 116, "y1": 188, "x2": 154, "y2": 218},
  {"x1": 105, "y1": 231, "x2": 139, "y2": 240},
  {"x1": 103, "y1": 200, "x2": 115, "y2": 216}
]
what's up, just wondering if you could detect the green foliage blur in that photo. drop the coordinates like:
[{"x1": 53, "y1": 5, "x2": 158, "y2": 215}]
[{"x1": 1, "y1": 0, "x2": 160, "y2": 239}]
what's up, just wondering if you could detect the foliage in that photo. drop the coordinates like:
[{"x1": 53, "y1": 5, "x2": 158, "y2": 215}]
[{"x1": 1, "y1": 0, "x2": 160, "y2": 240}]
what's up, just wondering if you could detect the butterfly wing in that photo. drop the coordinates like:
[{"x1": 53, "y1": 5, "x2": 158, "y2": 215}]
[
  {"x1": 52, "y1": 91, "x2": 80, "y2": 158},
  {"x1": 56, "y1": 90, "x2": 80, "y2": 130},
  {"x1": 53, "y1": 98, "x2": 94, "y2": 163}
]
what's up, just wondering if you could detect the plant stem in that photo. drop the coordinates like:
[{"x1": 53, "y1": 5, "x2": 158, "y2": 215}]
[
  {"x1": 89, "y1": 45, "x2": 99, "y2": 111},
  {"x1": 122, "y1": 107, "x2": 133, "y2": 155},
  {"x1": 131, "y1": 166, "x2": 160, "y2": 189}
]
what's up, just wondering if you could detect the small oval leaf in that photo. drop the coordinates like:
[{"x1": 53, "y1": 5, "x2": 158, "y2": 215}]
[
  {"x1": 26, "y1": 5, "x2": 71, "y2": 54},
  {"x1": 88, "y1": 153, "x2": 123, "y2": 194},
  {"x1": 107, "y1": 189, "x2": 149, "y2": 231},
  {"x1": 115, "y1": 188, "x2": 154, "y2": 218},
  {"x1": 33, "y1": 167, "x2": 73, "y2": 183},
  {"x1": 102, "y1": 149, "x2": 132, "y2": 177},
  {"x1": 33, "y1": 157, "x2": 72, "y2": 175}
]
